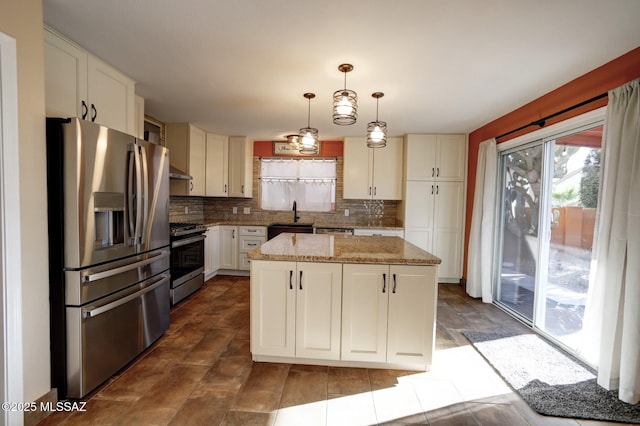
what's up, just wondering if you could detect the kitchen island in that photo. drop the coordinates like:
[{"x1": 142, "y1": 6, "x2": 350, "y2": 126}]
[{"x1": 248, "y1": 233, "x2": 441, "y2": 371}]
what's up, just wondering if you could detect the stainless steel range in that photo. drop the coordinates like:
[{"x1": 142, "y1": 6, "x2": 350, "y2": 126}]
[{"x1": 169, "y1": 222, "x2": 206, "y2": 305}]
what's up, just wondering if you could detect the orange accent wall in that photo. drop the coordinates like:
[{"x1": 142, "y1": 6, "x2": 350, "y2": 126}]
[
  {"x1": 464, "y1": 45, "x2": 640, "y2": 279},
  {"x1": 253, "y1": 140, "x2": 343, "y2": 157}
]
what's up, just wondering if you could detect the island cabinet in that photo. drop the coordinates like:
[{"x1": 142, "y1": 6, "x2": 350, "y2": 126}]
[
  {"x1": 342, "y1": 264, "x2": 437, "y2": 367},
  {"x1": 250, "y1": 260, "x2": 342, "y2": 360},
  {"x1": 249, "y1": 233, "x2": 440, "y2": 370}
]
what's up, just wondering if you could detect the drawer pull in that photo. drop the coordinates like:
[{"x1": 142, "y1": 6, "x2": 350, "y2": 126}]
[{"x1": 392, "y1": 274, "x2": 397, "y2": 294}]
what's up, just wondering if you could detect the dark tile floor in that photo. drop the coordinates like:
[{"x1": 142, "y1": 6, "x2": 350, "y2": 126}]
[{"x1": 37, "y1": 276, "x2": 628, "y2": 425}]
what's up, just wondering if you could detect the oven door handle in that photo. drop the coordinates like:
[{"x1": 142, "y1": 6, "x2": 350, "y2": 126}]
[
  {"x1": 83, "y1": 273, "x2": 169, "y2": 319},
  {"x1": 81, "y1": 250, "x2": 170, "y2": 283},
  {"x1": 171, "y1": 234, "x2": 206, "y2": 248}
]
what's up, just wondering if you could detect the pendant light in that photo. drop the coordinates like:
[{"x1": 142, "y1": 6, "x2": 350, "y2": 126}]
[
  {"x1": 298, "y1": 93, "x2": 319, "y2": 154},
  {"x1": 332, "y1": 64, "x2": 358, "y2": 125},
  {"x1": 366, "y1": 92, "x2": 387, "y2": 148}
]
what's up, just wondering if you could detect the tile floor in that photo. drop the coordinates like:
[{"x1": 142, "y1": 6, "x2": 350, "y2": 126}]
[{"x1": 37, "y1": 276, "x2": 631, "y2": 425}]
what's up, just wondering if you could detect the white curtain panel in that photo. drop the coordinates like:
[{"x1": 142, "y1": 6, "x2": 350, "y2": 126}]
[
  {"x1": 581, "y1": 78, "x2": 640, "y2": 404},
  {"x1": 260, "y1": 158, "x2": 336, "y2": 211},
  {"x1": 466, "y1": 138, "x2": 497, "y2": 302}
]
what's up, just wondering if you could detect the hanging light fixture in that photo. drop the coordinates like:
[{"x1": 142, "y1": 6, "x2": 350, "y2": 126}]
[
  {"x1": 298, "y1": 93, "x2": 319, "y2": 154},
  {"x1": 366, "y1": 92, "x2": 387, "y2": 148},
  {"x1": 332, "y1": 63, "x2": 358, "y2": 125}
]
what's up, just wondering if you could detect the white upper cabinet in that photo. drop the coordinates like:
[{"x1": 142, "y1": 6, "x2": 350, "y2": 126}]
[
  {"x1": 404, "y1": 134, "x2": 466, "y2": 181},
  {"x1": 44, "y1": 27, "x2": 136, "y2": 136},
  {"x1": 343, "y1": 137, "x2": 403, "y2": 200},
  {"x1": 228, "y1": 136, "x2": 253, "y2": 198},
  {"x1": 166, "y1": 123, "x2": 207, "y2": 196},
  {"x1": 205, "y1": 133, "x2": 229, "y2": 197}
]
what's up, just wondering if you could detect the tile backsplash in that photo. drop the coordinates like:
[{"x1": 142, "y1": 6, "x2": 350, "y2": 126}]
[{"x1": 170, "y1": 157, "x2": 401, "y2": 226}]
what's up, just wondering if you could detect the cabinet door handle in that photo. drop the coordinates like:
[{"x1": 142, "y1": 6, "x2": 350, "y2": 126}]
[
  {"x1": 431, "y1": 185, "x2": 434, "y2": 195},
  {"x1": 382, "y1": 273, "x2": 386, "y2": 293},
  {"x1": 436, "y1": 167, "x2": 440, "y2": 177},
  {"x1": 241, "y1": 184, "x2": 244, "y2": 194},
  {"x1": 432, "y1": 167, "x2": 435, "y2": 177},
  {"x1": 190, "y1": 181, "x2": 194, "y2": 192},
  {"x1": 373, "y1": 187, "x2": 377, "y2": 196},
  {"x1": 436, "y1": 185, "x2": 439, "y2": 195},
  {"x1": 91, "y1": 103, "x2": 97, "y2": 122},
  {"x1": 392, "y1": 274, "x2": 397, "y2": 294},
  {"x1": 81, "y1": 100, "x2": 88, "y2": 119},
  {"x1": 289, "y1": 270, "x2": 293, "y2": 290},
  {"x1": 224, "y1": 184, "x2": 227, "y2": 193},
  {"x1": 368, "y1": 186, "x2": 372, "y2": 196},
  {"x1": 299, "y1": 270, "x2": 303, "y2": 290}
]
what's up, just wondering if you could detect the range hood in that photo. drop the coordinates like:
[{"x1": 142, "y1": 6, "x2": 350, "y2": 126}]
[{"x1": 169, "y1": 165, "x2": 192, "y2": 180}]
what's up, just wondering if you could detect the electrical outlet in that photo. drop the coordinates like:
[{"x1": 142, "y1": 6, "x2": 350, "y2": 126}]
[
  {"x1": 184, "y1": 206, "x2": 189, "y2": 214},
  {"x1": 243, "y1": 207, "x2": 251, "y2": 214},
  {"x1": 232, "y1": 207, "x2": 238, "y2": 214},
  {"x1": 344, "y1": 209, "x2": 349, "y2": 217}
]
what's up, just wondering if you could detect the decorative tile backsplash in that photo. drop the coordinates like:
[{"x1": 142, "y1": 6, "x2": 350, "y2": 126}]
[{"x1": 170, "y1": 157, "x2": 401, "y2": 226}]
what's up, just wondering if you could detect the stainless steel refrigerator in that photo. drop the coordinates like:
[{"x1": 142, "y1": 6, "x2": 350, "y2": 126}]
[{"x1": 46, "y1": 117, "x2": 171, "y2": 399}]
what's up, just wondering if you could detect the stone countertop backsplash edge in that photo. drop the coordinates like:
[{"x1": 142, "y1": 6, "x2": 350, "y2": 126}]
[{"x1": 187, "y1": 219, "x2": 404, "y2": 230}]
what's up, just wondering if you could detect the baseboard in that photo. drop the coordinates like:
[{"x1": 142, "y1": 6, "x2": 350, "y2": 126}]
[
  {"x1": 216, "y1": 269, "x2": 250, "y2": 277},
  {"x1": 24, "y1": 388, "x2": 57, "y2": 426}
]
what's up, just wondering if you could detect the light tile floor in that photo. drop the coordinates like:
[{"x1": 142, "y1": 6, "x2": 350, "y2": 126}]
[{"x1": 36, "y1": 276, "x2": 632, "y2": 426}]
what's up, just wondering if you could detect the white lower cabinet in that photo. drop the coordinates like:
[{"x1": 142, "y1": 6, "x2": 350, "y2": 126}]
[
  {"x1": 386, "y1": 265, "x2": 438, "y2": 365},
  {"x1": 342, "y1": 264, "x2": 437, "y2": 367},
  {"x1": 251, "y1": 260, "x2": 438, "y2": 370},
  {"x1": 403, "y1": 180, "x2": 465, "y2": 282},
  {"x1": 204, "y1": 226, "x2": 220, "y2": 280},
  {"x1": 238, "y1": 226, "x2": 266, "y2": 271},
  {"x1": 219, "y1": 226, "x2": 238, "y2": 270},
  {"x1": 250, "y1": 260, "x2": 342, "y2": 359},
  {"x1": 341, "y1": 264, "x2": 389, "y2": 363}
]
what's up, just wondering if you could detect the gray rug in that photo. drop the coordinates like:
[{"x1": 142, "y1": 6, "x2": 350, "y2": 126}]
[{"x1": 464, "y1": 331, "x2": 640, "y2": 423}]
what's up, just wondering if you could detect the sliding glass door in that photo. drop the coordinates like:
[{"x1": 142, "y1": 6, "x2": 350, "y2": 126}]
[
  {"x1": 496, "y1": 143, "x2": 544, "y2": 321},
  {"x1": 495, "y1": 125, "x2": 602, "y2": 351}
]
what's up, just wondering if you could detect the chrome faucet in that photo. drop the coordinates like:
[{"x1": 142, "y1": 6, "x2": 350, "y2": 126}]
[{"x1": 292, "y1": 201, "x2": 300, "y2": 223}]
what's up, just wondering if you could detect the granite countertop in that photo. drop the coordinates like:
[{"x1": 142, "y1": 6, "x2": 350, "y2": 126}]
[{"x1": 248, "y1": 233, "x2": 441, "y2": 265}]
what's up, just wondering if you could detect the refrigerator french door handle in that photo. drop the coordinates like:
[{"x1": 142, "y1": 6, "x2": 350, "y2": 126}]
[
  {"x1": 133, "y1": 145, "x2": 143, "y2": 245},
  {"x1": 83, "y1": 273, "x2": 169, "y2": 318},
  {"x1": 139, "y1": 144, "x2": 149, "y2": 243},
  {"x1": 127, "y1": 147, "x2": 136, "y2": 243},
  {"x1": 81, "y1": 250, "x2": 170, "y2": 283}
]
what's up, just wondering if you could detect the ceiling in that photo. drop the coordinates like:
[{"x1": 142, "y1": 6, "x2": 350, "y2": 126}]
[{"x1": 42, "y1": 0, "x2": 640, "y2": 141}]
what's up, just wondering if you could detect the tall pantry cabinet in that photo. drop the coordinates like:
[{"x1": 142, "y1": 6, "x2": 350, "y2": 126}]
[{"x1": 399, "y1": 134, "x2": 467, "y2": 283}]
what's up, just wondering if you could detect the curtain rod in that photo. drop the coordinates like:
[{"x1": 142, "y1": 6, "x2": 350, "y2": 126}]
[{"x1": 495, "y1": 92, "x2": 608, "y2": 140}]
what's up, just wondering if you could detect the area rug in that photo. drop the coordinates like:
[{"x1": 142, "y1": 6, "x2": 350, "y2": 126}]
[{"x1": 464, "y1": 331, "x2": 640, "y2": 423}]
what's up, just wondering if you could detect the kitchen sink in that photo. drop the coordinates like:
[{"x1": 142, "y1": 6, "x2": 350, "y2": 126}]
[{"x1": 267, "y1": 223, "x2": 314, "y2": 240}]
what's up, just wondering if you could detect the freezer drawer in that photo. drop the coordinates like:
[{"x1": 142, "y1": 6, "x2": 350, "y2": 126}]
[
  {"x1": 65, "y1": 248, "x2": 170, "y2": 305},
  {"x1": 65, "y1": 272, "x2": 170, "y2": 399}
]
